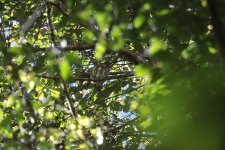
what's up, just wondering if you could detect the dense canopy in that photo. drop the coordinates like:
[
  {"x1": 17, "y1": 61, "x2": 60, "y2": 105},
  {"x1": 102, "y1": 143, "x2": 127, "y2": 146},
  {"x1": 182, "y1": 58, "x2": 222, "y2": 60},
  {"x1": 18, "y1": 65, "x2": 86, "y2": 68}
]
[{"x1": 0, "y1": 0, "x2": 225, "y2": 149}]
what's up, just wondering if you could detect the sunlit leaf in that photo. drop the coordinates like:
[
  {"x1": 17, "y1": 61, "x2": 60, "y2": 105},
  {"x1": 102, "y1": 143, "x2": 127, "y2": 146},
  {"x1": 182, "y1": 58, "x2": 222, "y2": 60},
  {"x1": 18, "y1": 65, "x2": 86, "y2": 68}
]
[
  {"x1": 139, "y1": 119, "x2": 152, "y2": 129},
  {"x1": 134, "y1": 15, "x2": 145, "y2": 29},
  {"x1": 8, "y1": 47, "x2": 22, "y2": 55},
  {"x1": 95, "y1": 42, "x2": 106, "y2": 60},
  {"x1": 156, "y1": 9, "x2": 170, "y2": 16},
  {"x1": 149, "y1": 37, "x2": 167, "y2": 56},
  {"x1": 135, "y1": 64, "x2": 151, "y2": 79},
  {"x1": 65, "y1": 52, "x2": 81, "y2": 65},
  {"x1": 208, "y1": 47, "x2": 217, "y2": 54},
  {"x1": 59, "y1": 59, "x2": 71, "y2": 81}
]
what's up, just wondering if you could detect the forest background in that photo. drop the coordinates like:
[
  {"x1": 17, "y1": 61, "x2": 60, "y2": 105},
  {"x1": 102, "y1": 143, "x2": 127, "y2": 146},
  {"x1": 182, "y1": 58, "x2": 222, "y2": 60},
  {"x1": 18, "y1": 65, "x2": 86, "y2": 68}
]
[{"x1": 0, "y1": 0, "x2": 225, "y2": 149}]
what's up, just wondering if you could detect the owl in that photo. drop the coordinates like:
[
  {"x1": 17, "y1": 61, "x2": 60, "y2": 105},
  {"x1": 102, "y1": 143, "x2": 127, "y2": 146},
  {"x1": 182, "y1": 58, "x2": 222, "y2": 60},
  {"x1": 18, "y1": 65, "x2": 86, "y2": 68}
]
[
  {"x1": 91, "y1": 64, "x2": 109, "y2": 91},
  {"x1": 91, "y1": 64, "x2": 109, "y2": 79}
]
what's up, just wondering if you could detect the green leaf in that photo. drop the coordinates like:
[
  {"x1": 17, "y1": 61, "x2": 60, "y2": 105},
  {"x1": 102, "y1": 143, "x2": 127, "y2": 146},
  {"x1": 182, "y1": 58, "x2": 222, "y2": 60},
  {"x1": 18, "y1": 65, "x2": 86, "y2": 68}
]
[
  {"x1": 0, "y1": 109, "x2": 3, "y2": 121},
  {"x1": 139, "y1": 105, "x2": 151, "y2": 117},
  {"x1": 139, "y1": 119, "x2": 152, "y2": 129},
  {"x1": 111, "y1": 26, "x2": 125, "y2": 50},
  {"x1": 8, "y1": 47, "x2": 22, "y2": 55},
  {"x1": 208, "y1": 47, "x2": 217, "y2": 54},
  {"x1": 156, "y1": 9, "x2": 170, "y2": 16},
  {"x1": 59, "y1": 59, "x2": 71, "y2": 81},
  {"x1": 111, "y1": 26, "x2": 122, "y2": 39},
  {"x1": 143, "y1": 3, "x2": 151, "y2": 11},
  {"x1": 201, "y1": 0, "x2": 207, "y2": 7},
  {"x1": 0, "y1": 116, "x2": 13, "y2": 138},
  {"x1": 96, "y1": 12, "x2": 112, "y2": 28},
  {"x1": 134, "y1": 15, "x2": 145, "y2": 29},
  {"x1": 8, "y1": 94, "x2": 17, "y2": 106},
  {"x1": 65, "y1": 52, "x2": 81, "y2": 66},
  {"x1": 83, "y1": 30, "x2": 95, "y2": 43},
  {"x1": 95, "y1": 42, "x2": 106, "y2": 60},
  {"x1": 135, "y1": 64, "x2": 151, "y2": 79},
  {"x1": 149, "y1": 37, "x2": 167, "y2": 56}
]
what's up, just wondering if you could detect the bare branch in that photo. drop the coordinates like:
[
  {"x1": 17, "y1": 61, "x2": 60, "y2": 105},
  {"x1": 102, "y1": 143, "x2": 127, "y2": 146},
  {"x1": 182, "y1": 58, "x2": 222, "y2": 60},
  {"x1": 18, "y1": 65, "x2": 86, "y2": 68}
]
[{"x1": 20, "y1": 5, "x2": 45, "y2": 34}]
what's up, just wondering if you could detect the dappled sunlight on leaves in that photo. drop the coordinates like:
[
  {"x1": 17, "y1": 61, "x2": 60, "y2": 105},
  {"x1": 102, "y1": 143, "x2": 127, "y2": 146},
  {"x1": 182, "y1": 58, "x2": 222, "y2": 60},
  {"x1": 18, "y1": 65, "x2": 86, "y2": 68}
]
[{"x1": 0, "y1": 0, "x2": 225, "y2": 149}]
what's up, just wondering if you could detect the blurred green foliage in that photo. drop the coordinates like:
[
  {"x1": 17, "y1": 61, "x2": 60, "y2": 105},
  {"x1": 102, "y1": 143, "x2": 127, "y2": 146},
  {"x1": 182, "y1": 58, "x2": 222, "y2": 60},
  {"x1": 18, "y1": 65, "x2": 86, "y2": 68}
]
[{"x1": 0, "y1": 0, "x2": 225, "y2": 149}]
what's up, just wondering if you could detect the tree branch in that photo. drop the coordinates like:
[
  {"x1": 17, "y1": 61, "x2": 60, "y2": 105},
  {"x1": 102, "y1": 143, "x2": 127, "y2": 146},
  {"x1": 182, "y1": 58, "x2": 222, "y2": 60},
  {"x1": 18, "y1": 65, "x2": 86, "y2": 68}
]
[
  {"x1": 20, "y1": 5, "x2": 44, "y2": 34},
  {"x1": 48, "y1": 1, "x2": 70, "y2": 17},
  {"x1": 38, "y1": 43, "x2": 146, "y2": 64},
  {"x1": 38, "y1": 44, "x2": 96, "y2": 51},
  {"x1": 37, "y1": 72, "x2": 134, "y2": 82},
  {"x1": 48, "y1": 1, "x2": 96, "y2": 30},
  {"x1": 119, "y1": 49, "x2": 146, "y2": 64},
  {"x1": 104, "y1": 117, "x2": 139, "y2": 135}
]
